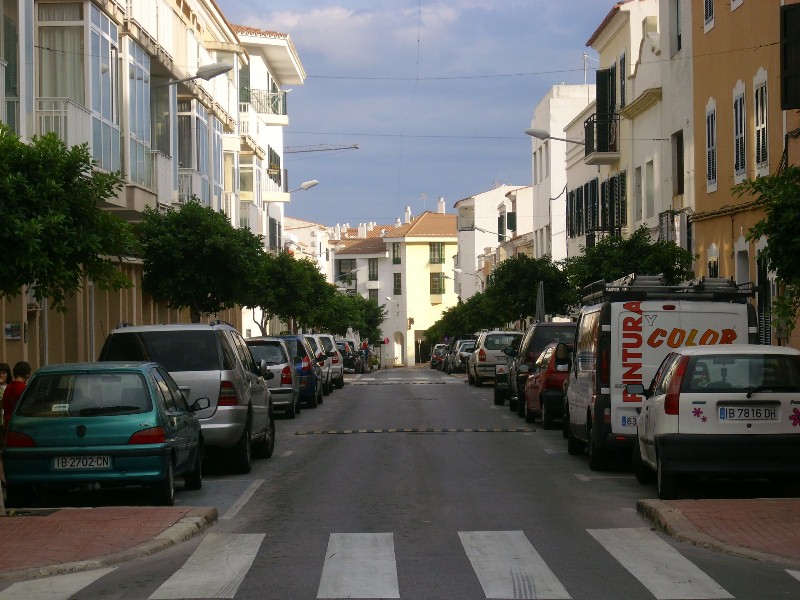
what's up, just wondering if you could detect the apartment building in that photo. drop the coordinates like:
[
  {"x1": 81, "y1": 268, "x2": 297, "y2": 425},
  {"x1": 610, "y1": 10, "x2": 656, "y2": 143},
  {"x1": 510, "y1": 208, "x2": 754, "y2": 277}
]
[{"x1": 0, "y1": 0, "x2": 304, "y2": 368}]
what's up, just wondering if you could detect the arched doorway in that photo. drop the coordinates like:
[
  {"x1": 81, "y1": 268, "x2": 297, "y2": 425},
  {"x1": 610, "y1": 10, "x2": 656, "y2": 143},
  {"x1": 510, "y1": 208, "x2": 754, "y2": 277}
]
[{"x1": 392, "y1": 331, "x2": 405, "y2": 366}]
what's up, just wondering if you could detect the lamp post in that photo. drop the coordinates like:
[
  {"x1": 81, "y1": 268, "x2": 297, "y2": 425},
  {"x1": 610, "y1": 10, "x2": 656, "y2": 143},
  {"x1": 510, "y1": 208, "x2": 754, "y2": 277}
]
[
  {"x1": 524, "y1": 127, "x2": 586, "y2": 146},
  {"x1": 268, "y1": 180, "x2": 319, "y2": 252},
  {"x1": 152, "y1": 62, "x2": 233, "y2": 88}
]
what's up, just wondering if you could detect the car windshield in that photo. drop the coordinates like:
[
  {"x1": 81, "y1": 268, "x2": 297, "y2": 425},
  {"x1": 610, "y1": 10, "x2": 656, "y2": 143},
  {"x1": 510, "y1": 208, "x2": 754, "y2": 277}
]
[
  {"x1": 684, "y1": 354, "x2": 800, "y2": 393},
  {"x1": 249, "y1": 342, "x2": 287, "y2": 366},
  {"x1": 319, "y1": 337, "x2": 335, "y2": 352},
  {"x1": 17, "y1": 372, "x2": 151, "y2": 417},
  {"x1": 282, "y1": 338, "x2": 307, "y2": 360},
  {"x1": 484, "y1": 334, "x2": 521, "y2": 350},
  {"x1": 103, "y1": 330, "x2": 221, "y2": 372}
]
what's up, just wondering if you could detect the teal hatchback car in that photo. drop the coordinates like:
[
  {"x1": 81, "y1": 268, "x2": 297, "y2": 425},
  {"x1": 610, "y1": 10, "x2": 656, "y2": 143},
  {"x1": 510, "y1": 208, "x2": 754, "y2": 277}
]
[{"x1": 2, "y1": 362, "x2": 209, "y2": 507}]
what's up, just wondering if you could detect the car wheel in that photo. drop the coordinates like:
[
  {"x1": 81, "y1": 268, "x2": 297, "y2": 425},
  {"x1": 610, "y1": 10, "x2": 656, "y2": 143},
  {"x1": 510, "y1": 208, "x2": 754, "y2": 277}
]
[
  {"x1": 154, "y1": 458, "x2": 175, "y2": 506},
  {"x1": 657, "y1": 452, "x2": 679, "y2": 500},
  {"x1": 516, "y1": 395, "x2": 525, "y2": 418},
  {"x1": 567, "y1": 419, "x2": 585, "y2": 456},
  {"x1": 562, "y1": 403, "x2": 569, "y2": 439},
  {"x1": 541, "y1": 399, "x2": 554, "y2": 430},
  {"x1": 184, "y1": 441, "x2": 203, "y2": 490},
  {"x1": 322, "y1": 375, "x2": 330, "y2": 396},
  {"x1": 475, "y1": 375, "x2": 483, "y2": 387},
  {"x1": 493, "y1": 386, "x2": 505, "y2": 406},
  {"x1": 632, "y1": 439, "x2": 656, "y2": 484},
  {"x1": 230, "y1": 420, "x2": 253, "y2": 474},
  {"x1": 286, "y1": 399, "x2": 297, "y2": 419},
  {"x1": 524, "y1": 400, "x2": 535, "y2": 423},
  {"x1": 5, "y1": 484, "x2": 32, "y2": 508},
  {"x1": 467, "y1": 369, "x2": 474, "y2": 385},
  {"x1": 335, "y1": 376, "x2": 344, "y2": 389},
  {"x1": 509, "y1": 396, "x2": 517, "y2": 412},
  {"x1": 587, "y1": 421, "x2": 608, "y2": 471},
  {"x1": 253, "y1": 410, "x2": 275, "y2": 459}
]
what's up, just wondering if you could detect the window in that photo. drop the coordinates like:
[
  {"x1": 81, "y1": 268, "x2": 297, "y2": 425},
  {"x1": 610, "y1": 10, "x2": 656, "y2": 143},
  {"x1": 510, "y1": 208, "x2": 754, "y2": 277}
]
[
  {"x1": 733, "y1": 89, "x2": 746, "y2": 179},
  {"x1": 430, "y1": 273, "x2": 445, "y2": 295},
  {"x1": 635, "y1": 166, "x2": 643, "y2": 221},
  {"x1": 672, "y1": 130, "x2": 684, "y2": 196},
  {"x1": 89, "y1": 5, "x2": 120, "y2": 173},
  {"x1": 497, "y1": 215, "x2": 506, "y2": 242},
  {"x1": 645, "y1": 161, "x2": 654, "y2": 219},
  {"x1": 128, "y1": 40, "x2": 151, "y2": 186},
  {"x1": 393, "y1": 273, "x2": 402, "y2": 296},
  {"x1": 781, "y1": 4, "x2": 800, "y2": 109},
  {"x1": 368, "y1": 289, "x2": 379, "y2": 304},
  {"x1": 337, "y1": 259, "x2": 356, "y2": 281},
  {"x1": 619, "y1": 52, "x2": 626, "y2": 108},
  {"x1": 704, "y1": 0, "x2": 714, "y2": 29},
  {"x1": 368, "y1": 258, "x2": 378, "y2": 281},
  {"x1": 506, "y1": 212, "x2": 517, "y2": 232},
  {"x1": 706, "y1": 104, "x2": 718, "y2": 190},
  {"x1": 754, "y1": 82, "x2": 768, "y2": 170},
  {"x1": 37, "y1": 3, "x2": 85, "y2": 104},
  {"x1": 429, "y1": 242, "x2": 444, "y2": 264},
  {"x1": 674, "y1": 0, "x2": 682, "y2": 52},
  {"x1": 392, "y1": 243, "x2": 401, "y2": 264}
]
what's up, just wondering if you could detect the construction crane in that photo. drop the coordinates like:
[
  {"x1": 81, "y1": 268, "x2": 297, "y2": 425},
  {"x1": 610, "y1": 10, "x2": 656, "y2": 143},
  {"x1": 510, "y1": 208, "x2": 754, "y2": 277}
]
[{"x1": 284, "y1": 144, "x2": 360, "y2": 154}]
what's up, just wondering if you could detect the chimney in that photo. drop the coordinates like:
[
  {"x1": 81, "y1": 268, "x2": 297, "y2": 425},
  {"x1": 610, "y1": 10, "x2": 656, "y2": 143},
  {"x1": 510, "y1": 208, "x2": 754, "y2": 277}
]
[
  {"x1": 395, "y1": 217, "x2": 402, "y2": 227},
  {"x1": 335, "y1": 223, "x2": 341, "y2": 239},
  {"x1": 437, "y1": 196, "x2": 445, "y2": 214},
  {"x1": 358, "y1": 222, "x2": 368, "y2": 238},
  {"x1": 404, "y1": 206, "x2": 412, "y2": 224}
]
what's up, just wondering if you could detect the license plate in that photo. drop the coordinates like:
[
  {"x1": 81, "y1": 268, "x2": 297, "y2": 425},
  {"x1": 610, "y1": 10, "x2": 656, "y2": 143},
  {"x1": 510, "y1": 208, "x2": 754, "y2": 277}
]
[
  {"x1": 621, "y1": 416, "x2": 637, "y2": 427},
  {"x1": 718, "y1": 407, "x2": 778, "y2": 421},
  {"x1": 53, "y1": 456, "x2": 111, "y2": 470}
]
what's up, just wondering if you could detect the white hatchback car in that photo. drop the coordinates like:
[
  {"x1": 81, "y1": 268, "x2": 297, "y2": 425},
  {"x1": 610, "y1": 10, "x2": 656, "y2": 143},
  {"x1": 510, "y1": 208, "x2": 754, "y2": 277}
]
[{"x1": 629, "y1": 344, "x2": 800, "y2": 499}]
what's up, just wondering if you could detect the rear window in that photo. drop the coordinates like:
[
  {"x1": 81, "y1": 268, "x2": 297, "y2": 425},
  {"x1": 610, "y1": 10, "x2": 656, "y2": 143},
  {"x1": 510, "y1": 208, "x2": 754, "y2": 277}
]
[
  {"x1": 684, "y1": 354, "x2": 800, "y2": 393},
  {"x1": 305, "y1": 336, "x2": 320, "y2": 352},
  {"x1": 530, "y1": 325, "x2": 576, "y2": 356},
  {"x1": 484, "y1": 334, "x2": 521, "y2": 350},
  {"x1": 18, "y1": 372, "x2": 151, "y2": 417},
  {"x1": 102, "y1": 331, "x2": 224, "y2": 372},
  {"x1": 282, "y1": 337, "x2": 309, "y2": 360},
  {"x1": 248, "y1": 342, "x2": 287, "y2": 366},
  {"x1": 319, "y1": 336, "x2": 335, "y2": 352}
]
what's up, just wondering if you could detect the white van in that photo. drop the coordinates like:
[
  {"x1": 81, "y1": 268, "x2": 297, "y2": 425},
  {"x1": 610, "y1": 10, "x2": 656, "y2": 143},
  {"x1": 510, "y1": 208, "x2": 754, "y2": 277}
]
[{"x1": 564, "y1": 274, "x2": 758, "y2": 470}]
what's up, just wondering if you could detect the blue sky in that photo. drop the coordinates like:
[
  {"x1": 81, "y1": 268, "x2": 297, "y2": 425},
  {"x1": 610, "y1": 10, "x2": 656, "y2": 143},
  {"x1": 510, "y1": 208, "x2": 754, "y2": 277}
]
[{"x1": 216, "y1": 1, "x2": 613, "y2": 227}]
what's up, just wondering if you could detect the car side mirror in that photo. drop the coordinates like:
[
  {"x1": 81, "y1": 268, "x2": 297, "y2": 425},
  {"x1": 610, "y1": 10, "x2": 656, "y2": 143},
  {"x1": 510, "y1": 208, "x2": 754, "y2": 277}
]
[
  {"x1": 191, "y1": 397, "x2": 211, "y2": 411},
  {"x1": 625, "y1": 383, "x2": 649, "y2": 398}
]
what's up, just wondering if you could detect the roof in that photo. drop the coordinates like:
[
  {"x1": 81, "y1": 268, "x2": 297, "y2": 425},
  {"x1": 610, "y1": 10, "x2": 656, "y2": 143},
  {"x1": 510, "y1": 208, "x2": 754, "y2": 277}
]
[
  {"x1": 335, "y1": 237, "x2": 389, "y2": 256},
  {"x1": 586, "y1": 1, "x2": 630, "y2": 47},
  {"x1": 383, "y1": 212, "x2": 457, "y2": 239}
]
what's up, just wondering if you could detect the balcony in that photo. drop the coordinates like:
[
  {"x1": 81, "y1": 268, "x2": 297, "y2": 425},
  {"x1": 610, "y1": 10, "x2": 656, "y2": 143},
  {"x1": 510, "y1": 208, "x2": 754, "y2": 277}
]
[
  {"x1": 178, "y1": 169, "x2": 210, "y2": 205},
  {"x1": 35, "y1": 98, "x2": 92, "y2": 150},
  {"x1": 150, "y1": 151, "x2": 175, "y2": 204},
  {"x1": 244, "y1": 88, "x2": 288, "y2": 126},
  {"x1": 583, "y1": 112, "x2": 620, "y2": 165}
]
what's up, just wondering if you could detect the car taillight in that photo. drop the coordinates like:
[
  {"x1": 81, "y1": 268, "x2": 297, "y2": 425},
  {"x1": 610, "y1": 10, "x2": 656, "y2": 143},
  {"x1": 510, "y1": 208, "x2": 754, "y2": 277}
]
[
  {"x1": 218, "y1": 380, "x2": 240, "y2": 406},
  {"x1": 301, "y1": 356, "x2": 312, "y2": 371},
  {"x1": 5, "y1": 431, "x2": 35, "y2": 447},
  {"x1": 478, "y1": 348, "x2": 486, "y2": 362},
  {"x1": 332, "y1": 354, "x2": 340, "y2": 364},
  {"x1": 128, "y1": 427, "x2": 166, "y2": 444},
  {"x1": 281, "y1": 365, "x2": 293, "y2": 385},
  {"x1": 665, "y1": 356, "x2": 690, "y2": 415}
]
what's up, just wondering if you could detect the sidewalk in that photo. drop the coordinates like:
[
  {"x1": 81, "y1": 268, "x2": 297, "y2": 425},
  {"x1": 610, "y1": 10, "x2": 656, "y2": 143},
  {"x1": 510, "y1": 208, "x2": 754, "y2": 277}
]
[
  {"x1": 0, "y1": 499, "x2": 798, "y2": 582},
  {"x1": 0, "y1": 506, "x2": 217, "y2": 582}
]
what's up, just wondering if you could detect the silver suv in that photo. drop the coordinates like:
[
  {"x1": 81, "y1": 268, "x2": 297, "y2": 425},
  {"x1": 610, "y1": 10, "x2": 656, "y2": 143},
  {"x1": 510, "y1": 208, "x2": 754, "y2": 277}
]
[
  {"x1": 247, "y1": 336, "x2": 301, "y2": 418},
  {"x1": 317, "y1": 334, "x2": 344, "y2": 389},
  {"x1": 98, "y1": 320, "x2": 273, "y2": 473},
  {"x1": 468, "y1": 330, "x2": 523, "y2": 387},
  {"x1": 305, "y1": 334, "x2": 333, "y2": 395}
]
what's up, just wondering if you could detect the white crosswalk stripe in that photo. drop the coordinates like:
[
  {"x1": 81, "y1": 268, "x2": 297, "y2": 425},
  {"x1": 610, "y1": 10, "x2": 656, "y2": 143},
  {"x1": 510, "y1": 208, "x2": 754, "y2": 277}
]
[
  {"x1": 587, "y1": 528, "x2": 733, "y2": 599},
  {"x1": 317, "y1": 532, "x2": 400, "y2": 599},
  {"x1": 0, "y1": 567, "x2": 115, "y2": 600},
  {"x1": 460, "y1": 530, "x2": 570, "y2": 599},
  {"x1": 149, "y1": 533, "x2": 264, "y2": 599}
]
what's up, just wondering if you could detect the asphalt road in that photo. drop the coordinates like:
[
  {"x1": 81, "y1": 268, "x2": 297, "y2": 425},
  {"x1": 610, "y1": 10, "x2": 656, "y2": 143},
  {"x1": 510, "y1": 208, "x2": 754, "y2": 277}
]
[{"x1": 3, "y1": 367, "x2": 800, "y2": 599}]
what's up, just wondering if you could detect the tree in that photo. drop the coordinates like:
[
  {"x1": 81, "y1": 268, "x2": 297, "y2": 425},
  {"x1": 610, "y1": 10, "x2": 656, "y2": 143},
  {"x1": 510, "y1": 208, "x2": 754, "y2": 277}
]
[
  {"x1": 735, "y1": 166, "x2": 800, "y2": 334},
  {"x1": 0, "y1": 126, "x2": 136, "y2": 310},
  {"x1": 138, "y1": 200, "x2": 264, "y2": 322}
]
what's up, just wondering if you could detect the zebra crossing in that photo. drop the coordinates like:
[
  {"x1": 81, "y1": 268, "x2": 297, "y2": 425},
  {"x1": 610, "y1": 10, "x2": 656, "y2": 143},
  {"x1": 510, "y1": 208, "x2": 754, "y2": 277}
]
[{"x1": 0, "y1": 528, "x2": 797, "y2": 599}]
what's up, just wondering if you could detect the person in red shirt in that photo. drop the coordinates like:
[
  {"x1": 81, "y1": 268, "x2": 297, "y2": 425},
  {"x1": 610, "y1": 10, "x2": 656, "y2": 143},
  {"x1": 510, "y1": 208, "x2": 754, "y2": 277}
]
[{"x1": 2, "y1": 361, "x2": 31, "y2": 431}]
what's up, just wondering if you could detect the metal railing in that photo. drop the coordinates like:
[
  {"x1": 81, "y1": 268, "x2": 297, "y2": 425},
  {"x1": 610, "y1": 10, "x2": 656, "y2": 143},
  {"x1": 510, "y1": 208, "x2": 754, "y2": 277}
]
[
  {"x1": 238, "y1": 102, "x2": 260, "y2": 137},
  {"x1": 150, "y1": 150, "x2": 174, "y2": 203},
  {"x1": 35, "y1": 98, "x2": 92, "y2": 149},
  {"x1": 244, "y1": 88, "x2": 287, "y2": 116},
  {"x1": 178, "y1": 169, "x2": 210, "y2": 205},
  {"x1": 583, "y1": 112, "x2": 620, "y2": 156}
]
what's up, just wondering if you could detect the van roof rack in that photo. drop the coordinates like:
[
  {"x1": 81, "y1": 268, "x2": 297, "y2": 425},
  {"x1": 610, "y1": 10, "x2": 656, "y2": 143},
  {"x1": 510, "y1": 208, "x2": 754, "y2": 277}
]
[{"x1": 581, "y1": 273, "x2": 755, "y2": 305}]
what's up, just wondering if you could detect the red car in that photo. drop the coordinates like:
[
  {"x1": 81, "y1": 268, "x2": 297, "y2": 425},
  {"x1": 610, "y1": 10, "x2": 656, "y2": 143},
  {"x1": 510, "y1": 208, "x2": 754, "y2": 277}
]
[{"x1": 521, "y1": 342, "x2": 572, "y2": 428}]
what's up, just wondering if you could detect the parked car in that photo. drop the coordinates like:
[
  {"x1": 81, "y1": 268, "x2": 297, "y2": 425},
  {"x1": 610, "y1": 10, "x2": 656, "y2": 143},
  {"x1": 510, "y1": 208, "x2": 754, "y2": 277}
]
[
  {"x1": 565, "y1": 274, "x2": 757, "y2": 471},
  {"x1": 2, "y1": 362, "x2": 209, "y2": 507},
  {"x1": 521, "y1": 342, "x2": 572, "y2": 428},
  {"x1": 337, "y1": 338, "x2": 364, "y2": 373},
  {"x1": 246, "y1": 337, "x2": 301, "y2": 418},
  {"x1": 628, "y1": 344, "x2": 800, "y2": 500},
  {"x1": 431, "y1": 344, "x2": 448, "y2": 370},
  {"x1": 280, "y1": 334, "x2": 324, "y2": 408},
  {"x1": 318, "y1": 334, "x2": 345, "y2": 389},
  {"x1": 467, "y1": 330, "x2": 522, "y2": 387},
  {"x1": 98, "y1": 321, "x2": 274, "y2": 474},
  {"x1": 444, "y1": 336, "x2": 477, "y2": 374},
  {"x1": 501, "y1": 321, "x2": 576, "y2": 411},
  {"x1": 305, "y1": 334, "x2": 333, "y2": 395},
  {"x1": 452, "y1": 339, "x2": 477, "y2": 374}
]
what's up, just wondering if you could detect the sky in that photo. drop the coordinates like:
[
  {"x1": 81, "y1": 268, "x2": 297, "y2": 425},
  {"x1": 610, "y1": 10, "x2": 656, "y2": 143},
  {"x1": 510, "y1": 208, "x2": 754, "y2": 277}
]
[{"x1": 216, "y1": 1, "x2": 614, "y2": 228}]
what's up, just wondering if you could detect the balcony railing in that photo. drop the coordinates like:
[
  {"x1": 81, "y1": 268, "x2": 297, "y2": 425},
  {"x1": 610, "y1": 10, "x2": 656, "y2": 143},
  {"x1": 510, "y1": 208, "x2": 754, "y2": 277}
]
[
  {"x1": 35, "y1": 98, "x2": 92, "y2": 150},
  {"x1": 583, "y1": 112, "x2": 620, "y2": 165},
  {"x1": 178, "y1": 169, "x2": 210, "y2": 205},
  {"x1": 0, "y1": 59, "x2": 5, "y2": 124},
  {"x1": 245, "y1": 88, "x2": 287, "y2": 116},
  {"x1": 239, "y1": 102, "x2": 260, "y2": 137},
  {"x1": 150, "y1": 150, "x2": 174, "y2": 203}
]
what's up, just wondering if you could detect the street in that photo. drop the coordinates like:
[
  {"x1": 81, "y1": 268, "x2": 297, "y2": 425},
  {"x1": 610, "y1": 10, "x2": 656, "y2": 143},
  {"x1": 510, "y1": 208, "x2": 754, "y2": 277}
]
[{"x1": 1, "y1": 367, "x2": 800, "y2": 599}]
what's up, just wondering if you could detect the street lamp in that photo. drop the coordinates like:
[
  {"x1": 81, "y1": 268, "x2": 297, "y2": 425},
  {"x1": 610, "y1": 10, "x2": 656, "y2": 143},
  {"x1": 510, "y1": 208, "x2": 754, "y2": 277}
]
[
  {"x1": 152, "y1": 62, "x2": 233, "y2": 88},
  {"x1": 288, "y1": 179, "x2": 319, "y2": 193},
  {"x1": 524, "y1": 127, "x2": 585, "y2": 146}
]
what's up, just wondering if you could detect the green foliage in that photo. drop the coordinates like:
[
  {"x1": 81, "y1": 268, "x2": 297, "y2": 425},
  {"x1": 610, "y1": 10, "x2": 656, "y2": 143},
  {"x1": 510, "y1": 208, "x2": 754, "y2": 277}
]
[
  {"x1": 138, "y1": 200, "x2": 264, "y2": 322},
  {"x1": 736, "y1": 166, "x2": 800, "y2": 334},
  {"x1": 0, "y1": 126, "x2": 136, "y2": 310}
]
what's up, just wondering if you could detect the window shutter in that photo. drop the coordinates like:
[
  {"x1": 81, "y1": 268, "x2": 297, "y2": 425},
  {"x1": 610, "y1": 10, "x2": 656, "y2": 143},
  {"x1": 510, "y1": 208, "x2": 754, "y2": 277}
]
[
  {"x1": 618, "y1": 171, "x2": 627, "y2": 226},
  {"x1": 506, "y1": 212, "x2": 516, "y2": 232},
  {"x1": 781, "y1": 5, "x2": 800, "y2": 109}
]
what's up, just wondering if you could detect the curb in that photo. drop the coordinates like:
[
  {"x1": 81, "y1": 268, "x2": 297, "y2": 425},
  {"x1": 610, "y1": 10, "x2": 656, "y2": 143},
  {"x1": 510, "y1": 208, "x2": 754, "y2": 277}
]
[
  {"x1": 637, "y1": 499, "x2": 800, "y2": 570},
  {"x1": 0, "y1": 507, "x2": 218, "y2": 583}
]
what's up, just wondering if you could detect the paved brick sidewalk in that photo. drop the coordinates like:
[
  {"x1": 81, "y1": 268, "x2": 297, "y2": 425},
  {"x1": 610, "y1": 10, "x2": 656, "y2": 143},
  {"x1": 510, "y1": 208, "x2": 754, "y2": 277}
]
[
  {"x1": 0, "y1": 506, "x2": 216, "y2": 580},
  {"x1": 638, "y1": 498, "x2": 800, "y2": 568}
]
